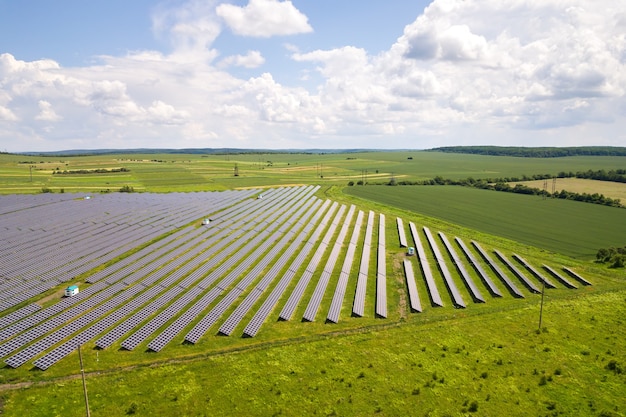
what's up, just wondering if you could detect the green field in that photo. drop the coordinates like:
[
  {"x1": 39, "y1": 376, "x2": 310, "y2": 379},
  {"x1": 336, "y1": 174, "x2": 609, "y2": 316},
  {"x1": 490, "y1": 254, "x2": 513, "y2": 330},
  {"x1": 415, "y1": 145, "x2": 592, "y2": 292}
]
[
  {"x1": 1, "y1": 150, "x2": 625, "y2": 416},
  {"x1": 2, "y1": 290, "x2": 624, "y2": 417},
  {"x1": 344, "y1": 185, "x2": 626, "y2": 260},
  {"x1": 3, "y1": 151, "x2": 626, "y2": 193}
]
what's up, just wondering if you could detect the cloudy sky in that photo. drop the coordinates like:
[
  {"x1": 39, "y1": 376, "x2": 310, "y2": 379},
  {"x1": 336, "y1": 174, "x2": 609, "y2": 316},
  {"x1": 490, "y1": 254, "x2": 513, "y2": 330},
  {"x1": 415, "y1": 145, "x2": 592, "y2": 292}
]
[{"x1": 1, "y1": 0, "x2": 625, "y2": 152}]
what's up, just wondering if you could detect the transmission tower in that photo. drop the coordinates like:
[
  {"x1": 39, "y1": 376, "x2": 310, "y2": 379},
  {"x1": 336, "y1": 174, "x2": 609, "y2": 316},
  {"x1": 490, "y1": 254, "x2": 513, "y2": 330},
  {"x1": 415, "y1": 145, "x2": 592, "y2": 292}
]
[{"x1": 234, "y1": 163, "x2": 239, "y2": 177}]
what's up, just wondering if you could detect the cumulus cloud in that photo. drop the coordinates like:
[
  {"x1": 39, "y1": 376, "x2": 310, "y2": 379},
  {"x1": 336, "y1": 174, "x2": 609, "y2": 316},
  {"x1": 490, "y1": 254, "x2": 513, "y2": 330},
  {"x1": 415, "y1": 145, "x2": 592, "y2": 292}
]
[
  {"x1": 35, "y1": 100, "x2": 61, "y2": 121},
  {"x1": 219, "y1": 50, "x2": 265, "y2": 68},
  {"x1": 216, "y1": 0, "x2": 313, "y2": 37},
  {"x1": 1, "y1": 0, "x2": 625, "y2": 151}
]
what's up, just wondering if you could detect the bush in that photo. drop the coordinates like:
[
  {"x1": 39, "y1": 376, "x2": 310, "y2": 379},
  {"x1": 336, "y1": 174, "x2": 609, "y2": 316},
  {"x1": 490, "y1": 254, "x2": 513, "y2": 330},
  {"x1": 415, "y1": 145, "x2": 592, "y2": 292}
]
[
  {"x1": 119, "y1": 185, "x2": 135, "y2": 193},
  {"x1": 468, "y1": 401, "x2": 479, "y2": 412}
]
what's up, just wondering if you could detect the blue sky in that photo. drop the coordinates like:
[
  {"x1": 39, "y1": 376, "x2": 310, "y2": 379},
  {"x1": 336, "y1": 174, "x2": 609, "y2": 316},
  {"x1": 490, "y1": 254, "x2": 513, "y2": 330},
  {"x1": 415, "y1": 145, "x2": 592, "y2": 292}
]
[{"x1": 0, "y1": 0, "x2": 625, "y2": 152}]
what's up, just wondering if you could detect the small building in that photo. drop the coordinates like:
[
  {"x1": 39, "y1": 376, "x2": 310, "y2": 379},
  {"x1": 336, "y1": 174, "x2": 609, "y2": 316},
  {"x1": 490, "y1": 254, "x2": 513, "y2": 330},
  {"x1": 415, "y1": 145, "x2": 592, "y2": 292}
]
[
  {"x1": 202, "y1": 218, "x2": 211, "y2": 225},
  {"x1": 407, "y1": 247, "x2": 415, "y2": 256},
  {"x1": 65, "y1": 285, "x2": 79, "y2": 297}
]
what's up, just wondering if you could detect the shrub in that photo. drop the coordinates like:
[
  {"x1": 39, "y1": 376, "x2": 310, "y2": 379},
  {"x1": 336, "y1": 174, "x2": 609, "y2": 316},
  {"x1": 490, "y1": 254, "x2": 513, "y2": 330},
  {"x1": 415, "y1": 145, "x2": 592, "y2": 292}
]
[
  {"x1": 468, "y1": 401, "x2": 479, "y2": 412},
  {"x1": 119, "y1": 185, "x2": 135, "y2": 193}
]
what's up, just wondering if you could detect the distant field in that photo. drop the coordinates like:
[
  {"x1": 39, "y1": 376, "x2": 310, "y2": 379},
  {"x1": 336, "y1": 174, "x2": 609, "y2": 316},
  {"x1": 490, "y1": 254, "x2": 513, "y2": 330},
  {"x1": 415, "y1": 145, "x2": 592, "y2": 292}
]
[
  {"x1": 2, "y1": 151, "x2": 626, "y2": 193},
  {"x1": 514, "y1": 178, "x2": 626, "y2": 202},
  {"x1": 344, "y1": 185, "x2": 626, "y2": 259}
]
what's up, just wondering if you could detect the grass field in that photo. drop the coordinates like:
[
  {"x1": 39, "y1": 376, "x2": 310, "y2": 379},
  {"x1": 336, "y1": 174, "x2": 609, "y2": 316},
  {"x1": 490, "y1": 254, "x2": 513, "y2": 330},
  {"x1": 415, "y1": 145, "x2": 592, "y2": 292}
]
[
  {"x1": 2, "y1": 289, "x2": 624, "y2": 416},
  {"x1": 3, "y1": 151, "x2": 626, "y2": 193},
  {"x1": 515, "y1": 178, "x2": 626, "y2": 202},
  {"x1": 344, "y1": 185, "x2": 626, "y2": 260}
]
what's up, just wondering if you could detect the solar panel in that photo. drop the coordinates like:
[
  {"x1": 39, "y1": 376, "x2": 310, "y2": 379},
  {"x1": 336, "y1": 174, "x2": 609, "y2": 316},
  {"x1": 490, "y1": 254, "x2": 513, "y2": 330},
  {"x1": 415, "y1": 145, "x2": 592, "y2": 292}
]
[
  {"x1": 453, "y1": 237, "x2": 502, "y2": 298},
  {"x1": 493, "y1": 250, "x2": 541, "y2": 293},
  {"x1": 470, "y1": 241, "x2": 523, "y2": 298},
  {"x1": 352, "y1": 210, "x2": 375, "y2": 317},
  {"x1": 303, "y1": 205, "x2": 355, "y2": 322},
  {"x1": 562, "y1": 267, "x2": 592, "y2": 286},
  {"x1": 423, "y1": 227, "x2": 465, "y2": 308},
  {"x1": 279, "y1": 202, "x2": 341, "y2": 321},
  {"x1": 438, "y1": 233, "x2": 485, "y2": 303},
  {"x1": 409, "y1": 222, "x2": 443, "y2": 307},
  {"x1": 402, "y1": 259, "x2": 422, "y2": 312},
  {"x1": 376, "y1": 213, "x2": 387, "y2": 318},
  {"x1": 542, "y1": 265, "x2": 577, "y2": 289},
  {"x1": 397, "y1": 217, "x2": 408, "y2": 248},
  {"x1": 242, "y1": 200, "x2": 333, "y2": 337},
  {"x1": 512, "y1": 254, "x2": 557, "y2": 289},
  {"x1": 326, "y1": 209, "x2": 364, "y2": 323}
]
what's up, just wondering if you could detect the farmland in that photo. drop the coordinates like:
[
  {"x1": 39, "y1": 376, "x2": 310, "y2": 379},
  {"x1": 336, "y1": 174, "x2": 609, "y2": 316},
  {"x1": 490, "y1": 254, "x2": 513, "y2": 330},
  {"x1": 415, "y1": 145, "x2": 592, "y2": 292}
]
[
  {"x1": 344, "y1": 185, "x2": 626, "y2": 260},
  {"x1": 3, "y1": 151, "x2": 626, "y2": 193},
  {"x1": 0, "y1": 150, "x2": 624, "y2": 416}
]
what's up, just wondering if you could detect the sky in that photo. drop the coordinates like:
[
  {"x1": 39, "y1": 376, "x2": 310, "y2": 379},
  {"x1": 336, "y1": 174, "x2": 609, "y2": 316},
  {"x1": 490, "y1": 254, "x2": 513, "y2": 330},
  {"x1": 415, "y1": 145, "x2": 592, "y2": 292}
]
[{"x1": 0, "y1": 0, "x2": 625, "y2": 152}]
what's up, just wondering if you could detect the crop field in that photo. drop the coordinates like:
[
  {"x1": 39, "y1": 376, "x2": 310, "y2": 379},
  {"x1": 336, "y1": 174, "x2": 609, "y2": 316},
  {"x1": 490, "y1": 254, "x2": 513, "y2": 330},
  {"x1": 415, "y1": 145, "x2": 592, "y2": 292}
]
[
  {"x1": 0, "y1": 151, "x2": 625, "y2": 416},
  {"x1": 3, "y1": 151, "x2": 626, "y2": 194},
  {"x1": 345, "y1": 185, "x2": 626, "y2": 260},
  {"x1": 515, "y1": 178, "x2": 626, "y2": 202}
]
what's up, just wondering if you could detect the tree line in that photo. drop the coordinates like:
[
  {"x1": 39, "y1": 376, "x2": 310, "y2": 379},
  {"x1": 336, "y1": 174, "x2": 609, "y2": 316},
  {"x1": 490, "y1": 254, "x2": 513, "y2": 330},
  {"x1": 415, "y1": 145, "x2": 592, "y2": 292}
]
[
  {"x1": 429, "y1": 146, "x2": 626, "y2": 158},
  {"x1": 52, "y1": 168, "x2": 130, "y2": 175},
  {"x1": 348, "y1": 175, "x2": 623, "y2": 208}
]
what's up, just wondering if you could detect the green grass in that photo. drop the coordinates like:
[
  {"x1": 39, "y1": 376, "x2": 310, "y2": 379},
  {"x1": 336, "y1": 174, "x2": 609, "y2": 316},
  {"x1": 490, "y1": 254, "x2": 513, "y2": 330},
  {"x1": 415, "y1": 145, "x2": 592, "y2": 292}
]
[
  {"x1": 2, "y1": 290, "x2": 624, "y2": 416},
  {"x1": 344, "y1": 185, "x2": 626, "y2": 260},
  {"x1": 3, "y1": 151, "x2": 626, "y2": 194}
]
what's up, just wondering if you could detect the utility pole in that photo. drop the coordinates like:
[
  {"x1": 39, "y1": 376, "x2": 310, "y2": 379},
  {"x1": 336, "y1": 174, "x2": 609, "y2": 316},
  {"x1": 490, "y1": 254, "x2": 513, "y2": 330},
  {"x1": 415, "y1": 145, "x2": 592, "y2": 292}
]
[
  {"x1": 538, "y1": 279, "x2": 545, "y2": 331},
  {"x1": 30, "y1": 165, "x2": 34, "y2": 182},
  {"x1": 78, "y1": 345, "x2": 91, "y2": 417}
]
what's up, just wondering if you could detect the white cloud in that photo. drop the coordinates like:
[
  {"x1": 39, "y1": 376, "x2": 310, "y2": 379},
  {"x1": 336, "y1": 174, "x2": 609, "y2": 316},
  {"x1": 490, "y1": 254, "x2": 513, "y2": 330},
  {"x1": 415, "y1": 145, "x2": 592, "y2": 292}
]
[
  {"x1": 35, "y1": 100, "x2": 61, "y2": 121},
  {"x1": 219, "y1": 50, "x2": 265, "y2": 68},
  {"x1": 1, "y1": 0, "x2": 625, "y2": 152},
  {"x1": 216, "y1": 0, "x2": 313, "y2": 37}
]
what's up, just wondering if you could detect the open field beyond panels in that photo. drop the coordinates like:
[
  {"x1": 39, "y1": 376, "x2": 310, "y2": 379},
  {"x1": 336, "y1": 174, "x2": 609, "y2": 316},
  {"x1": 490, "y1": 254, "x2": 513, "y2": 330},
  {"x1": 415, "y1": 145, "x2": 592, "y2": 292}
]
[
  {"x1": 344, "y1": 185, "x2": 626, "y2": 260},
  {"x1": 3, "y1": 152, "x2": 626, "y2": 193},
  {"x1": 514, "y1": 178, "x2": 626, "y2": 202}
]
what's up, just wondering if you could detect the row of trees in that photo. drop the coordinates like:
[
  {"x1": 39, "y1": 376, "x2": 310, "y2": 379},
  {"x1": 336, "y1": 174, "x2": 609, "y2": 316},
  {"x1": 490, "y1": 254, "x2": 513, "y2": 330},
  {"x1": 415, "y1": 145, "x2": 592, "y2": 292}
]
[
  {"x1": 53, "y1": 167, "x2": 130, "y2": 175},
  {"x1": 430, "y1": 146, "x2": 626, "y2": 158},
  {"x1": 556, "y1": 169, "x2": 626, "y2": 184},
  {"x1": 348, "y1": 175, "x2": 622, "y2": 208},
  {"x1": 596, "y1": 246, "x2": 626, "y2": 268}
]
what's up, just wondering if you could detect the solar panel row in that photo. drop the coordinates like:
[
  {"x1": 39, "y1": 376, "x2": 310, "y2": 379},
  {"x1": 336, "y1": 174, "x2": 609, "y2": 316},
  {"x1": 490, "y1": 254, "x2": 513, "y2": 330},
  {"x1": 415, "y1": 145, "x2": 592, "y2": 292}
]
[
  {"x1": 352, "y1": 210, "x2": 375, "y2": 317},
  {"x1": 423, "y1": 227, "x2": 465, "y2": 308},
  {"x1": 397, "y1": 217, "x2": 408, "y2": 248},
  {"x1": 218, "y1": 196, "x2": 324, "y2": 336},
  {"x1": 376, "y1": 213, "x2": 387, "y2": 318},
  {"x1": 409, "y1": 222, "x2": 443, "y2": 307},
  {"x1": 153, "y1": 189, "x2": 319, "y2": 349},
  {"x1": 303, "y1": 205, "x2": 356, "y2": 322},
  {"x1": 438, "y1": 233, "x2": 485, "y2": 303},
  {"x1": 470, "y1": 241, "x2": 523, "y2": 298},
  {"x1": 562, "y1": 267, "x2": 592, "y2": 286},
  {"x1": 279, "y1": 202, "x2": 343, "y2": 321},
  {"x1": 0, "y1": 189, "x2": 258, "y2": 312},
  {"x1": 402, "y1": 259, "x2": 422, "y2": 312},
  {"x1": 120, "y1": 186, "x2": 308, "y2": 351},
  {"x1": 242, "y1": 199, "x2": 335, "y2": 336},
  {"x1": 512, "y1": 254, "x2": 557, "y2": 289},
  {"x1": 453, "y1": 237, "x2": 502, "y2": 298},
  {"x1": 326, "y1": 209, "x2": 364, "y2": 323},
  {"x1": 542, "y1": 265, "x2": 577, "y2": 289},
  {"x1": 493, "y1": 251, "x2": 541, "y2": 293}
]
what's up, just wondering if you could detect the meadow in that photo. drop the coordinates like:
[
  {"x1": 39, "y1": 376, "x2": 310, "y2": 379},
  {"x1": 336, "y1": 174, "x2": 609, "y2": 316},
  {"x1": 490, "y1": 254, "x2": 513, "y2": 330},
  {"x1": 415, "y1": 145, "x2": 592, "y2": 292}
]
[
  {"x1": 0, "y1": 150, "x2": 625, "y2": 416},
  {"x1": 3, "y1": 151, "x2": 626, "y2": 193}
]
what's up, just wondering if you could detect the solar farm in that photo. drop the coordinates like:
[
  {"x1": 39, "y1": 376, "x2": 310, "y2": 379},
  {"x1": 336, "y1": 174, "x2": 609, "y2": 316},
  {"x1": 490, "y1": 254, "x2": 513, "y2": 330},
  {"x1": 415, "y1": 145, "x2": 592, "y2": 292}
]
[{"x1": 0, "y1": 185, "x2": 592, "y2": 372}]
